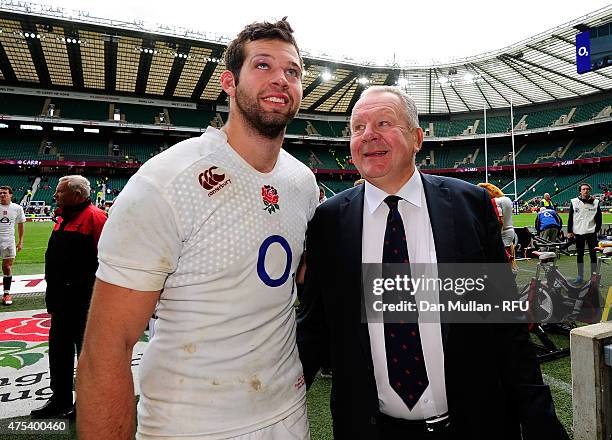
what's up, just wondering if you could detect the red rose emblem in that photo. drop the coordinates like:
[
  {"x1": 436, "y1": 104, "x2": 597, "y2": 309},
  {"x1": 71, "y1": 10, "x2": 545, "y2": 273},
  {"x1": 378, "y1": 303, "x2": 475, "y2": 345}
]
[
  {"x1": 261, "y1": 185, "x2": 280, "y2": 214},
  {"x1": 0, "y1": 313, "x2": 51, "y2": 342},
  {"x1": 262, "y1": 185, "x2": 279, "y2": 204}
]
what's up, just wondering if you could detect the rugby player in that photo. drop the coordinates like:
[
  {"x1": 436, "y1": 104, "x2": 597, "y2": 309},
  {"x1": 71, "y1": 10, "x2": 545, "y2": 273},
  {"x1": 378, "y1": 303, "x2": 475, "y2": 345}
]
[{"x1": 0, "y1": 186, "x2": 25, "y2": 306}]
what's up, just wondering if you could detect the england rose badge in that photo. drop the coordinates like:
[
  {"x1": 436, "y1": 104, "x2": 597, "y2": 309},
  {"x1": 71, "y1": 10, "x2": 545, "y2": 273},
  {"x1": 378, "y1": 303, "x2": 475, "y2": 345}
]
[{"x1": 262, "y1": 185, "x2": 280, "y2": 214}]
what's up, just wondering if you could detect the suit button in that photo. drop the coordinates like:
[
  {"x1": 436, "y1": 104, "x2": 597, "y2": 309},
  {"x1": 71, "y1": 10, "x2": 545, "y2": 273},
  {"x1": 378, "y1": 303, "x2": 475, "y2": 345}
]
[{"x1": 370, "y1": 417, "x2": 377, "y2": 425}]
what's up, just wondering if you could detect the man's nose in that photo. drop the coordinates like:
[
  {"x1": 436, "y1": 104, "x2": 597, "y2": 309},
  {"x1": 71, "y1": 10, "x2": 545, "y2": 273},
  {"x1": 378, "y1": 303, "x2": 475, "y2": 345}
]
[
  {"x1": 271, "y1": 68, "x2": 289, "y2": 88},
  {"x1": 361, "y1": 124, "x2": 379, "y2": 142}
]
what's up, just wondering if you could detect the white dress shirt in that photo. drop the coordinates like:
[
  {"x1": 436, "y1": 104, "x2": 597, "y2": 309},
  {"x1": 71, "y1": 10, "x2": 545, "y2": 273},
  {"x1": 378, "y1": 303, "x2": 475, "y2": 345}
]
[{"x1": 364, "y1": 171, "x2": 448, "y2": 420}]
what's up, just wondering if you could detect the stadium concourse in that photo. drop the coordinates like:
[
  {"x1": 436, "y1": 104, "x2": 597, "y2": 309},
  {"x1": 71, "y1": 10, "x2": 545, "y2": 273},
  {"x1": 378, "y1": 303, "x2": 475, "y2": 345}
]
[{"x1": 0, "y1": 1, "x2": 611, "y2": 438}]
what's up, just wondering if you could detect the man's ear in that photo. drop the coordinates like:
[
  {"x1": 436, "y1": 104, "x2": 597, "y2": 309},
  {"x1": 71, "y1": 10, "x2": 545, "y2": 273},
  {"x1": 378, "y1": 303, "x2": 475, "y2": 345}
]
[
  {"x1": 414, "y1": 127, "x2": 424, "y2": 153},
  {"x1": 220, "y1": 70, "x2": 237, "y2": 97}
]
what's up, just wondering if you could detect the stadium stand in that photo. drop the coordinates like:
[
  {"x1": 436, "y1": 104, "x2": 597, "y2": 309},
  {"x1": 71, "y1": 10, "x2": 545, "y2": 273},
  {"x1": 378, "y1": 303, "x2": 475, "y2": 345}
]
[
  {"x1": 1, "y1": 94, "x2": 45, "y2": 117},
  {"x1": 121, "y1": 141, "x2": 160, "y2": 163},
  {"x1": 0, "y1": 175, "x2": 33, "y2": 202},
  {"x1": 552, "y1": 171, "x2": 612, "y2": 205},
  {"x1": 112, "y1": 103, "x2": 165, "y2": 125},
  {"x1": 50, "y1": 98, "x2": 108, "y2": 121},
  {"x1": 0, "y1": 135, "x2": 47, "y2": 160},
  {"x1": 287, "y1": 119, "x2": 308, "y2": 136},
  {"x1": 318, "y1": 178, "x2": 356, "y2": 195},
  {"x1": 168, "y1": 108, "x2": 215, "y2": 127},
  {"x1": 0, "y1": 4, "x2": 608, "y2": 220},
  {"x1": 54, "y1": 138, "x2": 108, "y2": 159},
  {"x1": 34, "y1": 175, "x2": 60, "y2": 205}
]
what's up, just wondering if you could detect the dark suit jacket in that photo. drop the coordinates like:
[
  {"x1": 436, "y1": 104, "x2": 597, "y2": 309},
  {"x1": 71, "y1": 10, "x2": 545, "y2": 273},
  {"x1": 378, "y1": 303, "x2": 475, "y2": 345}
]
[{"x1": 297, "y1": 173, "x2": 568, "y2": 440}]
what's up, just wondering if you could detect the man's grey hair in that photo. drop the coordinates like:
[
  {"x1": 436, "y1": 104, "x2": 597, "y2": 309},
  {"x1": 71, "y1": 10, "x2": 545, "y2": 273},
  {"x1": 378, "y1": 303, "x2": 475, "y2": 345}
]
[
  {"x1": 357, "y1": 85, "x2": 420, "y2": 129},
  {"x1": 59, "y1": 175, "x2": 91, "y2": 199}
]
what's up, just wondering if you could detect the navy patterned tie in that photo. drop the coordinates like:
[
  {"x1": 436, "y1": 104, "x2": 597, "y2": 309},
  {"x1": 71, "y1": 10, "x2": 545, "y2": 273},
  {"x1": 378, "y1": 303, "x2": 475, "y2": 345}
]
[{"x1": 382, "y1": 195, "x2": 429, "y2": 410}]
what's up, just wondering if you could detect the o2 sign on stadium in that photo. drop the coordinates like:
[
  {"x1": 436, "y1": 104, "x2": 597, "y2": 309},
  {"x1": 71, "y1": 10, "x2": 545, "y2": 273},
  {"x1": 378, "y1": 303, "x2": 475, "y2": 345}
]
[{"x1": 257, "y1": 235, "x2": 293, "y2": 287}]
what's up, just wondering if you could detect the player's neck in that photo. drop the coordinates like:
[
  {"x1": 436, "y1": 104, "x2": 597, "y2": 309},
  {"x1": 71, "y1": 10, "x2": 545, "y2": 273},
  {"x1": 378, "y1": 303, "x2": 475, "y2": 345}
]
[
  {"x1": 222, "y1": 117, "x2": 283, "y2": 174},
  {"x1": 0, "y1": 201, "x2": 10, "y2": 206}
]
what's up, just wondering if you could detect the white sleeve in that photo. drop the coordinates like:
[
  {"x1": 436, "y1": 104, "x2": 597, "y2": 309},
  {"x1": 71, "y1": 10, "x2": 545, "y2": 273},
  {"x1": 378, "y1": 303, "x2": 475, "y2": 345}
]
[
  {"x1": 16, "y1": 206, "x2": 26, "y2": 223},
  {"x1": 96, "y1": 174, "x2": 184, "y2": 292}
]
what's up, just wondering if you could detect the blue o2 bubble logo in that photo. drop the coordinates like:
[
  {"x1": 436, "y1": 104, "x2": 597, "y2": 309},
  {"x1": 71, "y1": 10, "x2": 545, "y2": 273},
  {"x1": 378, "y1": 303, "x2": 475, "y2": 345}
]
[{"x1": 257, "y1": 235, "x2": 292, "y2": 287}]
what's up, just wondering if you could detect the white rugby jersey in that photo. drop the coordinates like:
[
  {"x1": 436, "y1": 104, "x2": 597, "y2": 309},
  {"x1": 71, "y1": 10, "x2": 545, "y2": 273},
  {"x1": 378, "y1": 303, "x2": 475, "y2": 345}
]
[
  {"x1": 0, "y1": 202, "x2": 25, "y2": 241},
  {"x1": 97, "y1": 127, "x2": 319, "y2": 439}
]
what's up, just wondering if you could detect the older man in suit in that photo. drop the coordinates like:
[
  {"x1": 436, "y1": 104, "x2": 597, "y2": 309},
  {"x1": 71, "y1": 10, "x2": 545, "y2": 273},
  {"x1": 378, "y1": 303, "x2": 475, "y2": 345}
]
[{"x1": 297, "y1": 86, "x2": 568, "y2": 440}]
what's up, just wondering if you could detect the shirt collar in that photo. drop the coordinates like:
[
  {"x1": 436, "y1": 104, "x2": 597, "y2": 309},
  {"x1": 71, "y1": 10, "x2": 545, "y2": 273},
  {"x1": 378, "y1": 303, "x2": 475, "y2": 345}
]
[{"x1": 364, "y1": 171, "x2": 423, "y2": 214}]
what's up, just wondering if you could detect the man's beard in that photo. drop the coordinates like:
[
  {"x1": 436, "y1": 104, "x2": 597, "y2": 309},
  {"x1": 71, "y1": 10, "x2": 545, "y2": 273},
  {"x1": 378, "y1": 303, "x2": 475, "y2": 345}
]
[{"x1": 234, "y1": 86, "x2": 298, "y2": 140}]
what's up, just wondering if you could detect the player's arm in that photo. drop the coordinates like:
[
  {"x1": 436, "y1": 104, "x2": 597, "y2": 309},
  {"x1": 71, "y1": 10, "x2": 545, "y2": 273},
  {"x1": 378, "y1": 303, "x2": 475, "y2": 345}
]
[
  {"x1": 567, "y1": 203, "x2": 574, "y2": 238},
  {"x1": 16, "y1": 222, "x2": 24, "y2": 251},
  {"x1": 76, "y1": 279, "x2": 160, "y2": 440}
]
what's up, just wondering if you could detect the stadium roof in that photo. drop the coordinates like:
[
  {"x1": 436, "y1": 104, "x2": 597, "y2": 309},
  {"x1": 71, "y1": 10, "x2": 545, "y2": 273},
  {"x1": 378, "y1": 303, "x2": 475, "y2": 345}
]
[{"x1": 0, "y1": 2, "x2": 611, "y2": 115}]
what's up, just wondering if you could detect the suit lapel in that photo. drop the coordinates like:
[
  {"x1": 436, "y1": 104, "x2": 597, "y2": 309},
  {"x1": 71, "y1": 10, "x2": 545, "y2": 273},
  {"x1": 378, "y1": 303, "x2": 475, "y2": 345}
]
[
  {"x1": 421, "y1": 173, "x2": 454, "y2": 347},
  {"x1": 339, "y1": 186, "x2": 375, "y2": 367}
]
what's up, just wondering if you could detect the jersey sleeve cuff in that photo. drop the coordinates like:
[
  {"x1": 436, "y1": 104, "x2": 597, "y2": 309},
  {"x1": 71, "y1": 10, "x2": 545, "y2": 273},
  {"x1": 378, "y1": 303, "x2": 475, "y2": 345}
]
[{"x1": 96, "y1": 260, "x2": 167, "y2": 292}]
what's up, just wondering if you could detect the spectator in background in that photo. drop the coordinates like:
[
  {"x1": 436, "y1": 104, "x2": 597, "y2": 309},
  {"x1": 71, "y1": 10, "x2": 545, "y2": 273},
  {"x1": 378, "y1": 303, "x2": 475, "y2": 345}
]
[
  {"x1": 0, "y1": 186, "x2": 25, "y2": 306},
  {"x1": 536, "y1": 207, "x2": 562, "y2": 249},
  {"x1": 539, "y1": 192, "x2": 556, "y2": 210},
  {"x1": 568, "y1": 183, "x2": 602, "y2": 283},
  {"x1": 30, "y1": 175, "x2": 107, "y2": 419},
  {"x1": 319, "y1": 185, "x2": 327, "y2": 203},
  {"x1": 478, "y1": 183, "x2": 517, "y2": 270}
]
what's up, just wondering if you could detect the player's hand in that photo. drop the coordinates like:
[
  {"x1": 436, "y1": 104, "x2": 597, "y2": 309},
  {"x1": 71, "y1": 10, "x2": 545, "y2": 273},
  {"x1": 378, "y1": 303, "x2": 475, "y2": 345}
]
[
  {"x1": 567, "y1": 233, "x2": 574, "y2": 239},
  {"x1": 16, "y1": 242, "x2": 23, "y2": 252}
]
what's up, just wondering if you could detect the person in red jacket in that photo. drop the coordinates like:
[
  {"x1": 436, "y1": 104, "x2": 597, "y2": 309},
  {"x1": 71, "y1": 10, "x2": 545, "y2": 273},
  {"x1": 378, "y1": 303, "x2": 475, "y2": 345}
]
[{"x1": 31, "y1": 175, "x2": 107, "y2": 419}]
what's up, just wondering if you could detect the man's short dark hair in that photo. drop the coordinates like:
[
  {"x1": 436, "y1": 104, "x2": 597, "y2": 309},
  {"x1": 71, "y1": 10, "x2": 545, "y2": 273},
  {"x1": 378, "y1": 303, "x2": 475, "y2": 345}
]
[
  {"x1": 578, "y1": 182, "x2": 592, "y2": 191},
  {"x1": 224, "y1": 17, "x2": 301, "y2": 84},
  {"x1": 0, "y1": 186, "x2": 13, "y2": 194}
]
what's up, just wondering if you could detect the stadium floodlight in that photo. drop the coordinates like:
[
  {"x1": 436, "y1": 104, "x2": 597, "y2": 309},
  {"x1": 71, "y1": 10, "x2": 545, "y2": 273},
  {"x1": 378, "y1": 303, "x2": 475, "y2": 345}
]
[
  {"x1": 357, "y1": 77, "x2": 369, "y2": 85},
  {"x1": 84, "y1": 128, "x2": 99, "y2": 133},
  {"x1": 321, "y1": 71, "x2": 333, "y2": 81},
  {"x1": 438, "y1": 76, "x2": 448, "y2": 84},
  {"x1": 463, "y1": 73, "x2": 474, "y2": 82},
  {"x1": 0, "y1": 123, "x2": 8, "y2": 129},
  {"x1": 53, "y1": 126, "x2": 74, "y2": 132}
]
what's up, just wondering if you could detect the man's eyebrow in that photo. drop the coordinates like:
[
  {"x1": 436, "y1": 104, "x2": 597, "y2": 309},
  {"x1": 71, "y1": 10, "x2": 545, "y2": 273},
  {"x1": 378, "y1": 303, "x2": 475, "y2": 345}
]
[
  {"x1": 250, "y1": 52, "x2": 273, "y2": 61},
  {"x1": 250, "y1": 53, "x2": 302, "y2": 70}
]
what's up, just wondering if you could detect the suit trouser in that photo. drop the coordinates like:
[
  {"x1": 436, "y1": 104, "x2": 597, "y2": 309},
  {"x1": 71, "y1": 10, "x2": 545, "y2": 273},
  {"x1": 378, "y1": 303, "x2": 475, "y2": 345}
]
[
  {"x1": 48, "y1": 307, "x2": 88, "y2": 406},
  {"x1": 574, "y1": 233, "x2": 598, "y2": 277}
]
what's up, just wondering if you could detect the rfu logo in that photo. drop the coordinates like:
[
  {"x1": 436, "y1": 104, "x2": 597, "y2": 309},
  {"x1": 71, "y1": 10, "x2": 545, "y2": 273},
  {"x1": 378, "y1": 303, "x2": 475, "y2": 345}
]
[{"x1": 198, "y1": 166, "x2": 226, "y2": 190}]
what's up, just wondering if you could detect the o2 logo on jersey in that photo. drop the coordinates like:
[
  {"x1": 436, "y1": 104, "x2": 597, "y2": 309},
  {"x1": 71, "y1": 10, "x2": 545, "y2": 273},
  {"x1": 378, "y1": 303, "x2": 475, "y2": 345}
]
[{"x1": 257, "y1": 235, "x2": 292, "y2": 287}]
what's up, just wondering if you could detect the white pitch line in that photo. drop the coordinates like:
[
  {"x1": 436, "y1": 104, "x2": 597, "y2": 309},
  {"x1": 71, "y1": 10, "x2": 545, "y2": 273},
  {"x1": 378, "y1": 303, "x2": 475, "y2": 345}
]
[{"x1": 543, "y1": 373, "x2": 572, "y2": 395}]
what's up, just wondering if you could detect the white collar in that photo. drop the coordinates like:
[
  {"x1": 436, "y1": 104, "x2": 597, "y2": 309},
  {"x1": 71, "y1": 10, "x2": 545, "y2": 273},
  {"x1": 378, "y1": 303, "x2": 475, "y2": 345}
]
[{"x1": 364, "y1": 171, "x2": 423, "y2": 214}]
